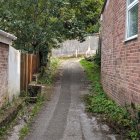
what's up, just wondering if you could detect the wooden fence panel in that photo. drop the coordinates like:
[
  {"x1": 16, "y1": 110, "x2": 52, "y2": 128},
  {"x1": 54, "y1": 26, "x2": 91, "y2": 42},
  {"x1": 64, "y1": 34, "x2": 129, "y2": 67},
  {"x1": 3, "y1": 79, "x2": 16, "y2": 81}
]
[
  {"x1": 20, "y1": 53, "x2": 39, "y2": 92},
  {"x1": 28, "y1": 54, "x2": 33, "y2": 84},
  {"x1": 32, "y1": 55, "x2": 36, "y2": 74},
  {"x1": 32, "y1": 54, "x2": 39, "y2": 74},
  {"x1": 25, "y1": 54, "x2": 28, "y2": 92},
  {"x1": 20, "y1": 54, "x2": 26, "y2": 92}
]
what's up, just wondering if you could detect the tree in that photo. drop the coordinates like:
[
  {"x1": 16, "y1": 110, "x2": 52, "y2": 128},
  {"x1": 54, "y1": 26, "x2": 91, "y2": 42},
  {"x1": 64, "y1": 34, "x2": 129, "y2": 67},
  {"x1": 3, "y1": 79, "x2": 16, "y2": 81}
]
[
  {"x1": 0, "y1": 0, "x2": 103, "y2": 66},
  {"x1": 0, "y1": 0, "x2": 65, "y2": 65},
  {"x1": 61, "y1": 0, "x2": 104, "y2": 40}
]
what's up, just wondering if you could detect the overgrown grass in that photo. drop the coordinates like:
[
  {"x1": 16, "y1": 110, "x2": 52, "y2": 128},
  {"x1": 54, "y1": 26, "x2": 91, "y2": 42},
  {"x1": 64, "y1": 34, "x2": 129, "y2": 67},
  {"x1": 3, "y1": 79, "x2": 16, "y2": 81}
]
[
  {"x1": 19, "y1": 124, "x2": 29, "y2": 139},
  {"x1": 80, "y1": 59, "x2": 140, "y2": 140},
  {"x1": 0, "y1": 98, "x2": 23, "y2": 138},
  {"x1": 19, "y1": 96, "x2": 44, "y2": 140},
  {"x1": 38, "y1": 58, "x2": 60, "y2": 85}
]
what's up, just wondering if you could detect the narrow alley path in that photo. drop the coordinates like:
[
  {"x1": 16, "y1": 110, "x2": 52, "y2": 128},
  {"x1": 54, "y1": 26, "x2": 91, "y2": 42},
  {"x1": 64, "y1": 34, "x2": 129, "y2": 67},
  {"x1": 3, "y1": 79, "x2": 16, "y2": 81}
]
[{"x1": 25, "y1": 59, "x2": 119, "y2": 140}]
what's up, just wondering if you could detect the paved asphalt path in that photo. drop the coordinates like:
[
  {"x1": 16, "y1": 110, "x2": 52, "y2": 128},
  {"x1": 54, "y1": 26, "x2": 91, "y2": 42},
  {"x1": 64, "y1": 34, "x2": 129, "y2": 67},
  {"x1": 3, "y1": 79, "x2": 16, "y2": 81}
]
[{"x1": 25, "y1": 59, "x2": 114, "y2": 140}]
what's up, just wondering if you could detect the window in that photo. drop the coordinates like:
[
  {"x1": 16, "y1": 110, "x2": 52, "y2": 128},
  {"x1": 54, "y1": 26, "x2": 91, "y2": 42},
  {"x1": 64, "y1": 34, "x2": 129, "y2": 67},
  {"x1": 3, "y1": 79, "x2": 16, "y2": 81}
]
[{"x1": 126, "y1": 0, "x2": 138, "y2": 40}]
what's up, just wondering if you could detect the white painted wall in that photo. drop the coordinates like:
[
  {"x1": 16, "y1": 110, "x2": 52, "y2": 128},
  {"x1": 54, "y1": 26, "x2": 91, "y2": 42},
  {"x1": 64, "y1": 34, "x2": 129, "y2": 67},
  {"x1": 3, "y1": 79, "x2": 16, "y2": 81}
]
[
  {"x1": 8, "y1": 46, "x2": 21, "y2": 102},
  {"x1": 52, "y1": 35, "x2": 99, "y2": 57}
]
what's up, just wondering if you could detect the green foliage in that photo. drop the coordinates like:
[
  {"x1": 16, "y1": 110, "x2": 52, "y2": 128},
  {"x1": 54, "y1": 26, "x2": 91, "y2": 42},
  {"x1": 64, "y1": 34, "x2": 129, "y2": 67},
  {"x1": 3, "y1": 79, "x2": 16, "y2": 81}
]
[
  {"x1": 0, "y1": 0, "x2": 104, "y2": 65},
  {"x1": 80, "y1": 59, "x2": 140, "y2": 139},
  {"x1": 0, "y1": 0, "x2": 65, "y2": 66},
  {"x1": 19, "y1": 95, "x2": 44, "y2": 140},
  {"x1": 20, "y1": 125, "x2": 29, "y2": 140},
  {"x1": 129, "y1": 131, "x2": 139, "y2": 140},
  {"x1": 0, "y1": 126, "x2": 7, "y2": 137},
  {"x1": 62, "y1": 0, "x2": 104, "y2": 38},
  {"x1": 0, "y1": 0, "x2": 103, "y2": 50},
  {"x1": 85, "y1": 54, "x2": 101, "y2": 66},
  {"x1": 0, "y1": 0, "x2": 64, "y2": 48},
  {"x1": 93, "y1": 52, "x2": 101, "y2": 66},
  {"x1": 30, "y1": 95, "x2": 44, "y2": 118},
  {"x1": 38, "y1": 58, "x2": 60, "y2": 85},
  {"x1": 0, "y1": 99, "x2": 24, "y2": 139}
]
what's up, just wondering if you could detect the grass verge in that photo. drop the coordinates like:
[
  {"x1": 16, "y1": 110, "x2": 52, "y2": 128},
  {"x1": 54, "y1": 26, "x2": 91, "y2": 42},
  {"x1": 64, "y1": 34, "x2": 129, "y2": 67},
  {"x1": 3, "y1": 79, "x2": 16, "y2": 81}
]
[
  {"x1": 38, "y1": 57, "x2": 60, "y2": 85},
  {"x1": 80, "y1": 59, "x2": 140, "y2": 140},
  {"x1": 19, "y1": 96, "x2": 44, "y2": 140}
]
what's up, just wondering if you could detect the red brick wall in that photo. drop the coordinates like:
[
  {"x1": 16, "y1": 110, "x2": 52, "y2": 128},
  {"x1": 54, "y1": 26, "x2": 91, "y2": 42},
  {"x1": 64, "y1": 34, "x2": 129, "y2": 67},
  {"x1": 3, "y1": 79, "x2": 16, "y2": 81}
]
[
  {"x1": 101, "y1": 0, "x2": 140, "y2": 105},
  {"x1": 0, "y1": 43, "x2": 9, "y2": 107}
]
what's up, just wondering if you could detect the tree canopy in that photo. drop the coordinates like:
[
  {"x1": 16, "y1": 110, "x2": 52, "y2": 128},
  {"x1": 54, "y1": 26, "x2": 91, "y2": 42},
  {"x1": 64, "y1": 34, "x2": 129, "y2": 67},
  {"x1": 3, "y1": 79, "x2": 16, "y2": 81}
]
[{"x1": 0, "y1": 0, "x2": 103, "y2": 65}]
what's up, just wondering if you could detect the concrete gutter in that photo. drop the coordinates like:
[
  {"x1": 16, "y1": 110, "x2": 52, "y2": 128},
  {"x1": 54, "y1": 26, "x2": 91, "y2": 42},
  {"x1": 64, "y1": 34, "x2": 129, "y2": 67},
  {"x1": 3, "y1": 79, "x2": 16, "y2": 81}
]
[{"x1": 0, "y1": 30, "x2": 17, "y2": 40}]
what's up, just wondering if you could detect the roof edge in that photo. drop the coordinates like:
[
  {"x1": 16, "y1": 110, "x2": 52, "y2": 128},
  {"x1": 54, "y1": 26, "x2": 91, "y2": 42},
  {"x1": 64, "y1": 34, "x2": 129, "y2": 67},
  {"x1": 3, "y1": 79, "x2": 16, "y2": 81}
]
[
  {"x1": 101, "y1": 0, "x2": 107, "y2": 14},
  {"x1": 0, "y1": 30, "x2": 17, "y2": 41}
]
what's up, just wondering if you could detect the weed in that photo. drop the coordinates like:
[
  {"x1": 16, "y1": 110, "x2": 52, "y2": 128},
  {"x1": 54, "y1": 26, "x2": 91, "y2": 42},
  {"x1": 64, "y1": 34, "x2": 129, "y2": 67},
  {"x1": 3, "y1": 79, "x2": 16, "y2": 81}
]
[
  {"x1": 0, "y1": 98, "x2": 23, "y2": 139},
  {"x1": 19, "y1": 125, "x2": 29, "y2": 140},
  {"x1": 80, "y1": 59, "x2": 140, "y2": 139},
  {"x1": 19, "y1": 95, "x2": 45, "y2": 140},
  {"x1": 0, "y1": 126, "x2": 7, "y2": 136},
  {"x1": 38, "y1": 58, "x2": 60, "y2": 85},
  {"x1": 30, "y1": 95, "x2": 44, "y2": 118}
]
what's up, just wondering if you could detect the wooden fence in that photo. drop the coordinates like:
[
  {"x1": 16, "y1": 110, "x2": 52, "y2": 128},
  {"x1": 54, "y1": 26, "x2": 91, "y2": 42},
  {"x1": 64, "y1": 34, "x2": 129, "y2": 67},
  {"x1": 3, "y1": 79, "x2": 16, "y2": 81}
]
[{"x1": 20, "y1": 53, "x2": 40, "y2": 92}]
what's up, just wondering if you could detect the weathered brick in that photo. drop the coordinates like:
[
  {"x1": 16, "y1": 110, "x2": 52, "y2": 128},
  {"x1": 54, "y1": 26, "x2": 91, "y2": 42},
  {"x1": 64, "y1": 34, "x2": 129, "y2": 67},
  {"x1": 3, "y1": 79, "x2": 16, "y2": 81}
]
[
  {"x1": 0, "y1": 42, "x2": 9, "y2": 107},
  {"x1": 101, "y1": 0, "x2": 140, "y2": 105}
]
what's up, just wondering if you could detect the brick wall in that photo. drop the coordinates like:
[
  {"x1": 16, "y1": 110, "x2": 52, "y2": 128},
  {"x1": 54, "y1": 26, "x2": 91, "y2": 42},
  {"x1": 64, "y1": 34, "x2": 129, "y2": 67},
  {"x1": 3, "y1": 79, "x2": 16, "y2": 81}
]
[
  {"x1": 0, "y1": 42, "x2": 9, "y2": 107},
  {"x1": 101, "y1": 0, "x2": 140, "y2": 105}
]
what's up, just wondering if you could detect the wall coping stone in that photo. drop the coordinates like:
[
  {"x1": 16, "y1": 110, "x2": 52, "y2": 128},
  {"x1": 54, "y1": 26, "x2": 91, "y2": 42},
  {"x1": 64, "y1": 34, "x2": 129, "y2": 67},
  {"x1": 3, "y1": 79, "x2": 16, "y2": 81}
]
[{"x1": 0, "y1": 30, "x2": 17, "y2": 45}]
